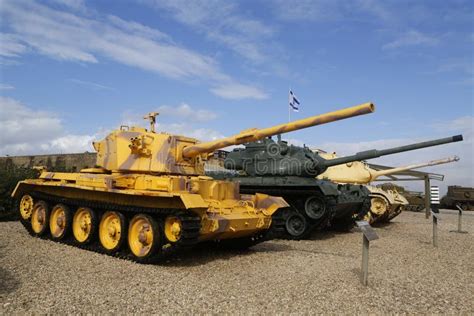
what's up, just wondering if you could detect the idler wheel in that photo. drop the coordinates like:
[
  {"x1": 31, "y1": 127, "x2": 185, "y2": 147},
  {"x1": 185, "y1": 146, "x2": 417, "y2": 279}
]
[
  {"x1": 19, "y1": 194, "x2": 34, "y2": 221},
  {"x1": 285, "y1": 212, "x2": 308, "y2": 239},
  {"x1": 370, "y1": 197, "x2": 388, "y2": 216},
  {"x1": 304, "y1": 195, "x2": 327, "y2": 220},
  {"x1": 31, "y1": 201, "x2": 50, "y2": 236},
  {"x1": 99, "y1": 211, "x2": 127, "y2": 253},
  {"x1": 128, "y1": 214, "x2": 161, "y2": 261},
  {"x1": 72, "y1": 207, "x2": 97, "y2": 244},
  {"x1": 49, "y1": 204, "x2": 72, "y2": 240},
  {"x1": 164, "y1": 216, "x2": 182, "y2": 243}
]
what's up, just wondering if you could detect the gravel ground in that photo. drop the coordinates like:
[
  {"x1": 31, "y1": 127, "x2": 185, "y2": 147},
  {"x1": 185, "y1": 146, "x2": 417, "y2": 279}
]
[{"x1": 1, "y1": 210, "x2": 473, "y2": 314}]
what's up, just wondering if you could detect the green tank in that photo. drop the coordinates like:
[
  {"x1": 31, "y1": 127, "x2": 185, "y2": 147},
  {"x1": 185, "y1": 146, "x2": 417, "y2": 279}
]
[{"x1": 223, "y1": 135, "x2": 463, "y2": 239}]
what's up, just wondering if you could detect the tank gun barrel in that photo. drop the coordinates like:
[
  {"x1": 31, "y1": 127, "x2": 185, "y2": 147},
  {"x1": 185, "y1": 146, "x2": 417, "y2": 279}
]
[
  {"x1": 369, "y1": 156, "x2": 460, "y2": 181},
  {"x1": 324, "y1": 135, "x2": 463, "y2": 168},
  {"x1": 182, "y1": 102, "x2": 375, "y2": 158}
]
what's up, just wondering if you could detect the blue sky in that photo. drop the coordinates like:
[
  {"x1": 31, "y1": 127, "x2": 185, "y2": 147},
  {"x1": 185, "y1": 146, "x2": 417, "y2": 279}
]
[{"x1": 0, "y1": 0, "x2": 472, "y2": 191}]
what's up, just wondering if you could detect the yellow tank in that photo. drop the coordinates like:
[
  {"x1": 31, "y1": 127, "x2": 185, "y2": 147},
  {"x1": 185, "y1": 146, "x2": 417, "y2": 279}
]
[
  {"x1": 317, "y1": 155, "x2": 459, "y2": 224},
  {"x1": 12, "y1": 103, "x2": 374, "y2": 263}
]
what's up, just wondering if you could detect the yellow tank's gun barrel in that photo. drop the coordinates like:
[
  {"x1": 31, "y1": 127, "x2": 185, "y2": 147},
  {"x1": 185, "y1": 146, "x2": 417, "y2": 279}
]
[
  {"x1": 369, "y1": 156, "x2": 460, "y2": 181},
  {"x1": 182, "y1": 102, "x2": 375, "y2": 158}
]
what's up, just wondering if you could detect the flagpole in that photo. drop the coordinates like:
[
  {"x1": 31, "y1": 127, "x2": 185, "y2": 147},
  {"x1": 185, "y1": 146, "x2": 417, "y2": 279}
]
[{"x1": 288, "y1": 87, "x2": 291, "y2": 122}]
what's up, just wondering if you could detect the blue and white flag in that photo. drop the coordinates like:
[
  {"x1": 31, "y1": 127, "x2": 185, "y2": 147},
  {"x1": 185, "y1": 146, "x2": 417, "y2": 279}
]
[{"x1": 289, "y1": 90, "x2": 300, "y2": 112}]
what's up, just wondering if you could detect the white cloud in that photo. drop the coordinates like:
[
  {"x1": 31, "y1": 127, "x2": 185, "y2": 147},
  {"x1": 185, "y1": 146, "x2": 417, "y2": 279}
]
[
  {"x1": 211, "y1": 83, "x2": 268, "y2": 100},
  {"x1": 272, "y1": 0, "x2": 343, "y2": 22},
  {"x1": 47, "y1": 0, "x2": 86, "y2": 11},
  {"x1": 0, "y1": 97, "x2": 97, "y2": 155},
  {"x1": 382, "y1": 30, "x2": 439, "y2": 50},
  {"x1": 1, "y1": 0, "x2": 267, "y2": 100},
  {"x1": 156, "y1": 103, "x2": 217, "y2": 122},
  {"x1": 0, "y1": 84, "x2": 15, "y2": 90},
  {"x1": 271, "y1": 0, "x2": 392, "y2": 22},
  {"x1": 158, "y1": 123, "x2": 224, "y2": 141},
  {"x1": 121, "y1": 104, "x2": 224, "y2": 142},
  {"x1": 0, "y1": 33, "x2": 28, "y2": 57},
  {"x1": 421, "y1": 59, "x2": 473, "y2": 87},
  {"x1": 43, "y1": 134, "x2": 96, "y2": 153},
  {"x1": 68, "y1": 79, "x2": 115, "y2": 91},
  {"x1": 142, "y1": 0, "x2": 275, "y2": 63}
]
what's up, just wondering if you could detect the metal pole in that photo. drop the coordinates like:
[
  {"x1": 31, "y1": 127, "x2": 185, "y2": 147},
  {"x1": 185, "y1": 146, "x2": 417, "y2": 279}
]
[
  {"x1": 458, "y1": 208, "x2": 462, "y2": 232},
  {"x1": 424, "y1": 176, "x2": 431, "y2": 219},
  {"x1": 361, "y1": 235, "x2": 369, "y2": 286},
  {"x1": 433, "y1": 215, "x2": 438, "y2": 247},
  {"x1": 452, "y1": 204, "x2": 468, "y2": 234}
]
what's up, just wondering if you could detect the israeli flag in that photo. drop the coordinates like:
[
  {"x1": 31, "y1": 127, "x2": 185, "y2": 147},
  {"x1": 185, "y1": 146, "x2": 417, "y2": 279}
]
[{"x1": 289, "y1": 89, "x2": 300, "y2": 112}]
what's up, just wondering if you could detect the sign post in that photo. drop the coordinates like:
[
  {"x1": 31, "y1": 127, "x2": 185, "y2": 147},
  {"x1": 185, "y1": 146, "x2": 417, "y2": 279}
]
[
  {"x1": 451, "y1": 204, "x2": 468, "y2": 234},
  {"x1": 356, "y1": 221, "x2": 379, "y2": 286},
  {"x1": 430, "y1": 186, "x2": 440, "y2": 247},
  {"x1": 431, "y1": 211, "x2": 440, "y2": 247}
]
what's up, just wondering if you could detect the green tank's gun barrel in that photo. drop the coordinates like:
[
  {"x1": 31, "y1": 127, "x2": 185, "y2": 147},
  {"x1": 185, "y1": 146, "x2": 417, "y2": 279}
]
[
  {"x1": 182, "y1": 102, "x2": 375, "y2": 158},
  {"x1": 325, "y1": 135, "x2": 463, "y2": 168}
]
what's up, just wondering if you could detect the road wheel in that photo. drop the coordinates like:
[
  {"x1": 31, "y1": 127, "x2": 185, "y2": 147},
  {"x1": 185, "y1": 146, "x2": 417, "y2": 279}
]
[
  {"x1": 285, "y1": 212, "x2": 308, "y2": 239},
  {"x1": 72, "y1": 207, "x2": 97, "y2": 244},
  {"x1": 31, "y1": 201, "x2": 50, "y2": 236},
  {"x1": 164, "y1": 216, "x2": 182, "y2": 243},
  {"x1": 128, "y1": 214, "x2": 161, "y2": 262},
  {"x1": 99, "y1": 211, "x2": 127, "y2": 253},
  {"x1": 304, "y1": 195, "x2": 327, "y2": 220},
  {"x1": 19, "y1": 194, "x2": 34, "y2": 221},
  {"x1": 49, "y1": 204, "x2": 72, "y2": 240}
]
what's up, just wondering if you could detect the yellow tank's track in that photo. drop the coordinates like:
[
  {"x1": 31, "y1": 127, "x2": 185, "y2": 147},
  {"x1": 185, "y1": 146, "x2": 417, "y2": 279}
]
[
  {"x1": 386, "y1": 204, "x2": 403, "y2": 221},
  {"x1": 19, "y1": 191, "x2": 201, "y2": 264}
]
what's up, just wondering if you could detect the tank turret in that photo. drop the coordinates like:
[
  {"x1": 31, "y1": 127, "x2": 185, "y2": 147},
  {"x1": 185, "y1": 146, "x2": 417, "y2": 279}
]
[
  {"x1": 93, "y1": 102, "x2": 374, "y2": 175},
  {"x1": 224, "y1": 135, "x2": 463, "y2": 177},
  {"x1": 318, "y1": 156, "x2": 460, "y2": 184}
]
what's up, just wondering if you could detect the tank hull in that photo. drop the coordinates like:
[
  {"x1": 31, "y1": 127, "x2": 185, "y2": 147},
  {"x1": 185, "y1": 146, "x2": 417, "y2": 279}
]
[
  {"x1": 441, "y1": 186, "x2": 473, "y2": 211},
  {"x1": 12, "y1": 172, "x2": 287, "y2": 262},
  {"x1": 225, "y1": 176, "x2": 370, "y2": 238},
  {"x1": 365, "y1": 185, "x2": 408, "y2": 224}
]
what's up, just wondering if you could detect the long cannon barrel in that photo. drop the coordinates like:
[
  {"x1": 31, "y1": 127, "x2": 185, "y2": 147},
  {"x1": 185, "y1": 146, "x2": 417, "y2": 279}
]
[
  {"x1": 325, "y1": 135, "x2": 463, "y2": 168},
  {"x1": 369, "y1": 156, "x2": 460, "y2": 181},
  {"x1": 182, "y1": 102, "x2": 375, "y2": 158}
]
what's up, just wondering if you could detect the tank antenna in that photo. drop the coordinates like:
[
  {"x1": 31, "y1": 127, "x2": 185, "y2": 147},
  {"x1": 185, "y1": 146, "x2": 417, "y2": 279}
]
[{"x1": 144, "y1": 112, "x2": 159, "y2": 133}]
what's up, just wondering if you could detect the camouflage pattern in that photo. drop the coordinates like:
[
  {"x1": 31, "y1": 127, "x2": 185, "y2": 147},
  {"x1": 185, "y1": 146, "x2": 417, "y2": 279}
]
[{"x1": 11, "y1": 103, "x2": 378, "y2": 254}]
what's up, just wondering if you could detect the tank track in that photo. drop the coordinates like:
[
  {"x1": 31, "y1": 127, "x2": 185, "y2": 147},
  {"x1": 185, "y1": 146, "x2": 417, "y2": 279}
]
[
  {"x1": 244, "y1": 187, "x2": 338, "y2": 238},
  {"x1": 269, "y1": 201, "x2": 334, "y2": 240},
  {"x1": 213, "y1": 231, "x2": 269, "y2": 250},
  {"x1": 20, "y1": 191, "x2": 201, "y2": 264}
]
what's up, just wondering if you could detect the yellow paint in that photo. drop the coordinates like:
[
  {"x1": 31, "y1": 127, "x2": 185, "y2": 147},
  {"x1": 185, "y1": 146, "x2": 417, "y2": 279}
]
[
  {"x1": 31, "y1": 202, "x2": 47, "y2": 234},
  {"x1": 318, "y1": 154, "x2": 459, "y2": 184},
  {"x1": 317, "y1": 152, "x2": 459, "y2": 224},
  {"x1": 14, "y1": 103, "x2": 372, "y2": 245},
  {"x1": 99, "y1": 211, "x2": 123, "y2": 251},
  {"x1": 164, "y1": 216, "x2": 181, "y2": 242},
  {"x1": 49, "y1": 205, "x2": 68, "y2": 238},
  {"x1": 19, "y1": 194, "x2": 34, "y2": 221},
  {"x1": 128, "y1": 215, "x2": 155, "y2": 258},
  {"x1": 183, "y1": 102, "x2": 375, "y2": 158},
  {"x1": 72, "y1": 207, "x2": 93, "y2": 243}
]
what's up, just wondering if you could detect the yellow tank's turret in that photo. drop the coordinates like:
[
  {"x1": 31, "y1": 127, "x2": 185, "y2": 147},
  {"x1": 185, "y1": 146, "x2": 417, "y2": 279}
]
[
  {"x1": 93, "y1": 102, "x2": 375, "y2": 175},
  {"x1": 317, "y1": 155, "x2": 460, "y2": 184}
]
